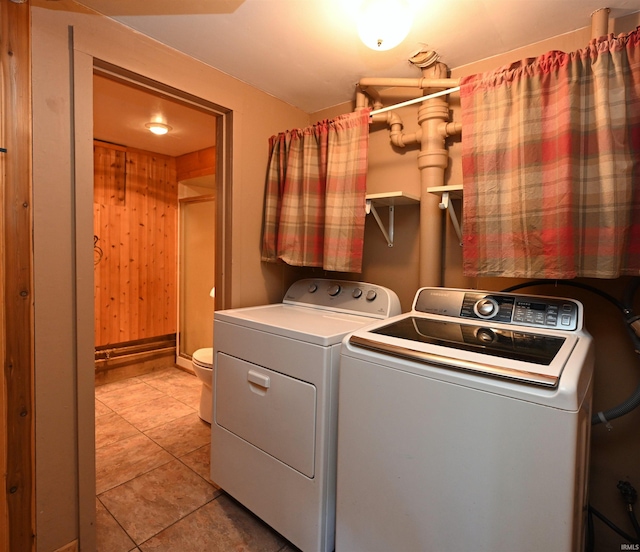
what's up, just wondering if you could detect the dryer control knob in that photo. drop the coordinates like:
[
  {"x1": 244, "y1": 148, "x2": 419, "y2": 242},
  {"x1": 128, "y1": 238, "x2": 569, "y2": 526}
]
[
  {"x1": 366, "y1": 289, "x2": 377, "y2": 301},
  {"x1": 474, "y1": 297, "x2": 498, "y2": 318},
  {"x1": 308, "y1": 283, "x2": 318, "y2": 293},
  {"x1": 328, "y1": 284, "x2": 341, "y2": 296},
  {"x1": 352, "y1": 288, "x2": 363, "y2": 299}
]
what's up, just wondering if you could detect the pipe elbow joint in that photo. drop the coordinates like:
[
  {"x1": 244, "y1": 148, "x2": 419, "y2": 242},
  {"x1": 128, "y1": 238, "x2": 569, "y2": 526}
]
[
  {"x1": 390, "y1": 132, "x2": 406, "y2": 148},
  {"x1": 387, "y1": 111, "x2": 403, "y2": 127},
  {"x1": 388, "y1": 112, "x2": 407, "y2": 147},
  {"x1": 390, "y1": 128, "x2": 406, "y2": 148}
]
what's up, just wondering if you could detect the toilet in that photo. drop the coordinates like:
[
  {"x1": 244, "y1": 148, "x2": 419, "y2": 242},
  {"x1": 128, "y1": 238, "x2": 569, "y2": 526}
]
[{"x1": 192, "y1": 347, "x2": 213, "y2": 424}]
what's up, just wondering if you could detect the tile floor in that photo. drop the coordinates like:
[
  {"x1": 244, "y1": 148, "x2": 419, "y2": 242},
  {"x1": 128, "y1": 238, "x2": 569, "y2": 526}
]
[{"x1": 95, "y1": 366, "x2": 299, "y2": 552}]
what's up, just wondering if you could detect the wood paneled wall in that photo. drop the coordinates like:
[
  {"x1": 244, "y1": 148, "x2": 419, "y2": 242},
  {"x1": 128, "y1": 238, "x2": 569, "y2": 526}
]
[
  {"x1": 1, "y1": 1, "x2": 34, "y2": 550},
  {"x1": 93, "y1": 141, "x2": 178, "y2": 347},
  {"x1": 176, "y1": 146, "x2": 216, "y2": 181}
]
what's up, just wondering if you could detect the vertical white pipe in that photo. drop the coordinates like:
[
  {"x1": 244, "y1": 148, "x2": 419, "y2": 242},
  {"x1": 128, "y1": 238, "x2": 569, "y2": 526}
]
[
  {"x1": 590, "y1": 8, "x2": 610, "y2": 39},
  {"x1": 356, "y1": 88, "x2": 368, "y2": 109},
  {"x1": 417, "y1": 62, "x2": 450, "y2": 286}
]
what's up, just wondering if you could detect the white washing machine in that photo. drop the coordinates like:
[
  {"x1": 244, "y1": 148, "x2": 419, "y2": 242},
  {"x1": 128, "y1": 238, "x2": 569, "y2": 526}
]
[
  {"x1": 336, "y1": 287, "x2": 594, "y2": 552},
  {"x1": 210, "y1": 278, "x2": 401, "y2": 552}
]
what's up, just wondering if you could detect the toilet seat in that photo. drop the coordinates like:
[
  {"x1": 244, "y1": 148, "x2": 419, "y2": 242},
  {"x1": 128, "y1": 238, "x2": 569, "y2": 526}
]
[{"x1": 192, "y1": 347, "x2": 213, "y2": 368}]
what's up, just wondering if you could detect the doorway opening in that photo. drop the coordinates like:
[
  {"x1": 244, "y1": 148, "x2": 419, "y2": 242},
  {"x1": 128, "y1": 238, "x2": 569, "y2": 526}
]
[{"x1": 92, "y1": 61, "x2": 231, "y2": 380}]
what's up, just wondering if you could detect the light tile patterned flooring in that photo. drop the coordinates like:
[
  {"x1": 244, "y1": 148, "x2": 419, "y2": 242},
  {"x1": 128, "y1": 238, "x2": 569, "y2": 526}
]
[{"x1": 95, "y1": 366, "x2": 299, "y2": 551}]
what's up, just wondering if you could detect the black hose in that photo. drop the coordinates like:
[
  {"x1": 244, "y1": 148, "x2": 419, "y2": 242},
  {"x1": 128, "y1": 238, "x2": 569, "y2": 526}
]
[
  {"x1": 501, "y1": 279, "x2": 625, "y2": 312},
  {"x1": 594, "y1": 380, "x2": 640, "y2": 426},
  {"x1": 500, "y1": 278, "x2": 640, "y2": 426},
  {"x1": 591, "y1": 278, "x2": 640, "y2": 426},
  {"x1": 588, "y1": 505, "x2": 640, "y2": 544}
]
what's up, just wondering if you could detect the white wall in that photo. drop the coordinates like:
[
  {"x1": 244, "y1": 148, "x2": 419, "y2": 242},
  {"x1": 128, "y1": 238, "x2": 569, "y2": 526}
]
[
  {"x1": 31, "y1": 1, "x2": 310, "y2": 549},
  {"x1": 30, "y1": 2, "x2": 640, "y2": 549}
]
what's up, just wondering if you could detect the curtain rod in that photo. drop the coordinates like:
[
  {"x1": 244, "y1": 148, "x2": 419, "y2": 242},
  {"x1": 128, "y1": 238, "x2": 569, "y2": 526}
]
[{"x1": 369, "y1": 86, "x2": 461, "y2": 116}]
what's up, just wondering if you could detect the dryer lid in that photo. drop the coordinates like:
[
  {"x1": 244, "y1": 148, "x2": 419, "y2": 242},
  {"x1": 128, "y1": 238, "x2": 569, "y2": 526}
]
[{"x1": 215, "y1": 303, "x2": 379, "y2": 346}]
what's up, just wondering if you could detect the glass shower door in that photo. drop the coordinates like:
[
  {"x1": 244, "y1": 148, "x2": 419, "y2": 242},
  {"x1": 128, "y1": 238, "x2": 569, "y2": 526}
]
[{"x1": 178, "y1": 196, "x2": 216, "y2": 362}]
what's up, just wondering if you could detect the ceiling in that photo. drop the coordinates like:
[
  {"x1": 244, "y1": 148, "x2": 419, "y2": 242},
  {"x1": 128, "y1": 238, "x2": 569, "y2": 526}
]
[
  {"x1": 77, "y1": 0, "x2": 640, "y2": 114},
  {"x1": 93, "y1": 73, "x2": 218, "y2": 158}
]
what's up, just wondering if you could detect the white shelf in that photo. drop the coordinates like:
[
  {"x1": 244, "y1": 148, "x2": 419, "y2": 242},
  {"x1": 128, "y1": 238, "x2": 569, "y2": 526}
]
[
  {"x1": 365, "y1": 192, "x2": 419, "y2": 247},
  {"x1": 365, "y1": 191, "x2": 420, "y2": 207}
]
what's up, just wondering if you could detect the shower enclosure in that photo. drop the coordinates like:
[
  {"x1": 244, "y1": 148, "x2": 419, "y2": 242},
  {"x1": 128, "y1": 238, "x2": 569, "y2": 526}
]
[{"x1": 177, "y1": 183, "x2": 216, "y2": 368}]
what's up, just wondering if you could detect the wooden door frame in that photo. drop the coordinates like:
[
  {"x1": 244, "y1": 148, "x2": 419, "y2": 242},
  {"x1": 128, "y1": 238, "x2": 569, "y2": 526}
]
[{"x1": 1, "y1": 0, "x2": 35, "y2": 551}]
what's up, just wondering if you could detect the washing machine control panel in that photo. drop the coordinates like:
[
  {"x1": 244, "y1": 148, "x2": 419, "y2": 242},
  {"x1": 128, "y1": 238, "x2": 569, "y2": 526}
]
[{"x1": 413, "y1": 288, "x2": 581, "y2": 331}]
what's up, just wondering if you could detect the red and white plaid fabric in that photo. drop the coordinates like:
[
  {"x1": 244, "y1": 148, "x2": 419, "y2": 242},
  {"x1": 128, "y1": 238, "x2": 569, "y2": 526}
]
[
  {"x1": 261, "y1": 110, "x2": 370, "y2": 273},
  {"x1": 461, "y1": 28, "x2": 640, "y2": 279}
]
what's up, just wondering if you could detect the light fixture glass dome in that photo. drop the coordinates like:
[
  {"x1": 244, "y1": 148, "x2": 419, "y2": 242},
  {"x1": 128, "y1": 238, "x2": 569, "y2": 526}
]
[
  {"x1": 357, "y1": 0, "x2": 413, "y2": 51},
  {"x1": 145, "y1": 122, "x2": 172, "y2": 135}
]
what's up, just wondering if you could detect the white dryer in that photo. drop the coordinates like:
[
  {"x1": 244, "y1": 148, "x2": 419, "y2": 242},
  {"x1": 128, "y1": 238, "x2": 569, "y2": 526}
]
[
  {"x1": 210, "y1": 278, "x2": 401, "y2": 552},
  {"x1": 336, "y1": 287, "x2": 594, "y2": 552}
]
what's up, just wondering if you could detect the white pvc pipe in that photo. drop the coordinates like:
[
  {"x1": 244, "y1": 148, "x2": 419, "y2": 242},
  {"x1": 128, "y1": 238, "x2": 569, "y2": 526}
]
[
  {"x1": 590, "y1": 7, "x2": 610, "y2": 39},
  {"x1": 359, "y1": 64, "x2": 461, "y2": 287},
  {"x1": 370, "y1": 86, "x2": 461, "y2": 116}
]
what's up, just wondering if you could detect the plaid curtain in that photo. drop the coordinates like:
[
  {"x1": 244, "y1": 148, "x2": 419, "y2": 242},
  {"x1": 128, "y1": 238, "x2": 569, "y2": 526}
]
[
  {"x1": 460, "y1": 28, "x2": 640, "y2": 279},
  {"x1": 261, "y1": 110, "x2": 370, "y2": 273}
]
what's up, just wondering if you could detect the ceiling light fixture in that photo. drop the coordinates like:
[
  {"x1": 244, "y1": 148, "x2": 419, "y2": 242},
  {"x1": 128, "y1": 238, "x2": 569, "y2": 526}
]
[
  {"x1": 357, "y1": 0, "x2": 413, "y2": 51},
  {"x1": 145, "y1": 122, "x2": 172, "y2": 135}
]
